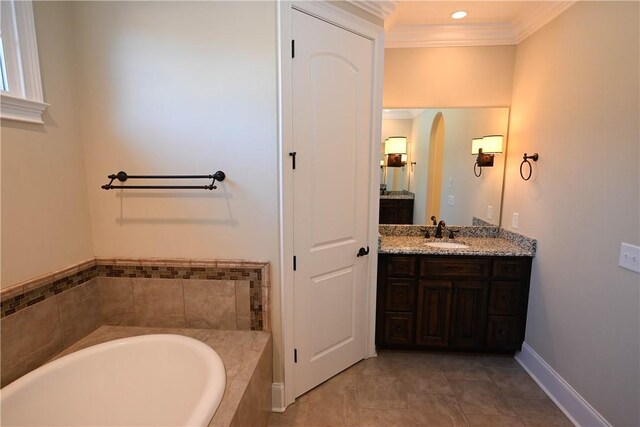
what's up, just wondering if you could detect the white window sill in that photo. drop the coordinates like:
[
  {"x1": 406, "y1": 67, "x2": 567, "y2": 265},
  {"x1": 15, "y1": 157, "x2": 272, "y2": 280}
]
[{"x1": 0, "y1": 93, "x2": 48, "y2": 124}]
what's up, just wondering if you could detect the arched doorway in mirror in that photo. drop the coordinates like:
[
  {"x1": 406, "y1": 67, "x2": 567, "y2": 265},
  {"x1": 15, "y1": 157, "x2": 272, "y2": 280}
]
[{"x1": 427, "y1": 112, "x2": 445, "y2": 223}]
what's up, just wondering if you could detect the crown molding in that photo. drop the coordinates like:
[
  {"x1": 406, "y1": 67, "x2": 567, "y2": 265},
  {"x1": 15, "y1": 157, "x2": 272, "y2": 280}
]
[
  {"x1": 386, "y1": 23, "x2": 517, "y2": 48},
  {"x1": 382, "y1": 109, "x2": 423, "y2": 120},
  {"x1": 513, "y1": 1, "x2": 576, "y2": 43},
  {"x1": 345, "y1": 0, "x2": 398, "y2": 20},
  {"x1": 385, "y1": 1, "x2": 577, "y2": 48}
]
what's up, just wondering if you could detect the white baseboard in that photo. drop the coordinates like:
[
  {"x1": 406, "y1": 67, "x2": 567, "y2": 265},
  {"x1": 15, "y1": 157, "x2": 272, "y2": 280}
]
[
  {"x1": 271, "y1": 383, "x2": 286, "y2": 412},
  {"x1": 515, "y1": 342, "x2": 611, "y2": 427}
]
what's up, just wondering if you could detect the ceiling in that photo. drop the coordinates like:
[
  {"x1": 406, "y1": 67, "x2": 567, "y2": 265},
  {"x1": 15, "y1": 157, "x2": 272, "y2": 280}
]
[{"x1": 349, "y1": 0, "x2": 576, "y2": 47}]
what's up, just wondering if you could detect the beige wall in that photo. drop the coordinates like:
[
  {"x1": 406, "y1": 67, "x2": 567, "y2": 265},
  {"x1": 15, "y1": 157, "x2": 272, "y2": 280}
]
[
  {"x1": 69, "y1": 0, "x2": 283, "y2": 381},
  {"x1": 383, "y1": 46, "x2": 516, "y2": 108},
  {"x1": 1, "y1": 1, "x2": 94, "y2": 287},
  {"x1": 503, "y1": 2, "x2": 639, "y2": 425}
]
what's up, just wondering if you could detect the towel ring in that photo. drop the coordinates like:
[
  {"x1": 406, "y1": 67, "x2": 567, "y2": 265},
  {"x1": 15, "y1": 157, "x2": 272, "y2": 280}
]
[{"x1": 520, "y1": 153, "x2": 539, "y2": 181}]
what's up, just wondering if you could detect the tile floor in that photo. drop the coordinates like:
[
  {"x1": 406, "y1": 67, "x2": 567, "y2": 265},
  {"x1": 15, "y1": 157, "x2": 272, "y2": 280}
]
[{"x1": 268, "y1": 351, "x2": 573, "y2": 427}]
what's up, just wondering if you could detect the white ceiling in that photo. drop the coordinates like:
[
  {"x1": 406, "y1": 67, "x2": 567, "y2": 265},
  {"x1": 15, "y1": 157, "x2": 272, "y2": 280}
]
[{"x1": 348, "y1": 0, "x2": 576, "y2": 47}]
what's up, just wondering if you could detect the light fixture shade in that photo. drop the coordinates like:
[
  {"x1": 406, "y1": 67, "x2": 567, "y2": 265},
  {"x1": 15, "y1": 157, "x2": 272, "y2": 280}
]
[
  {"x1": 471, "y1": 135, "x2": 503, "y2": 154},
  {"x1": 384, "y1": 136, "x2": 407, "y2": 154}
]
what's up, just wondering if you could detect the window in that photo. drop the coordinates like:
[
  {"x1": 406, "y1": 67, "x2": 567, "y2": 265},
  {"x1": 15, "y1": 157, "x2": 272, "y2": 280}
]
[{"x1": 0, "y1": 0, "x2": 47, "y2": 124}]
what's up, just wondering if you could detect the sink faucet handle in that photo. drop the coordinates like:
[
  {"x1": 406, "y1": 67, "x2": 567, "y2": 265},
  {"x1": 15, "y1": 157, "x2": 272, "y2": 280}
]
[
  {"x1": 425, "y1": 229, "x2": 430, "y2": 238},
  {"x1": 448, "y1": 229, "x2": 456, "y2": 239}
]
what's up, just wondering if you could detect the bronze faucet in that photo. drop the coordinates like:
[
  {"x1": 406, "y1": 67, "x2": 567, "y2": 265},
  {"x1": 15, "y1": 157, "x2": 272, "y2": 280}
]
[{"x1": 435, "y1": 220, "x2": 446, "y2": 238}]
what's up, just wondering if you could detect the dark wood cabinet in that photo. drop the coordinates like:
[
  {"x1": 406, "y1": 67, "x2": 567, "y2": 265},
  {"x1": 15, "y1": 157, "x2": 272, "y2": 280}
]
[
  {"x1": 379, "y1": 199, "x2": 414, "y2": 224},
  {"x1": 376, "y1": 254, "x2": 532, "y2": 353},
  {"x1": 415, "y1": 280, "x2": 451, "y2": 347}
]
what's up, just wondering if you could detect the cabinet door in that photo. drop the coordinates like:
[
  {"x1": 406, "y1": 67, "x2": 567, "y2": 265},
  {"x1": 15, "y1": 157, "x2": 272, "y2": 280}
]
[
  {"x1": 385, "y1": 279, "x2": 416, "y2": 311},
  {"x1": 416, "y1": 280, "x2": 452, "y2": 347},
  {"x1": 489, "y1": 281, "x2": 523, "y2": 315},
  {"x1": 384, "y1": 312, "x2": 414, "y2": 345},
  {"x1": 379, "y1": 200, "x2": 398, "y2": 224},
  {"x1": 397, "y1": 200, "x2": 414, "y2": 224},
  {"x1": 487, "y1": 316, "x2": 522, "y2": 351},
  {"x1": 449, "y1": 281, "x2": 488, "y2": 349}
]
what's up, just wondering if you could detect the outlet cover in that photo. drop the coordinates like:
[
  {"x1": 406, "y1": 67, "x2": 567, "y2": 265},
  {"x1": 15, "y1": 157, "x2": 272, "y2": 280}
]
[
  {"x1": 487, "y1": 206, "x2": 493, "y2": 220},
  {"x1": 512, "y1": 212, "x2": 519, "y2": 229},
  {"x1": 619, "y1": 243, "x2": 640, "y2": 274},
  {"x1": 448, "y1": 195, "x2": 455, "y2": 206}
]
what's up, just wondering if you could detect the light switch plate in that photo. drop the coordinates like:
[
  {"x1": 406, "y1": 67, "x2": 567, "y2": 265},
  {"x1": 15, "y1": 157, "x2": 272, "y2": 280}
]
[
  {"x1": 619, "y1": 243, "x2": 640, "y2": 274},
  {"x1": 487, "y1": 205, "x2": 493, "y2": 220},
  {"x1": 448, "y1": 195, "x2": 455, "y2": 206},
  {"x1": 512, "y1": 212, "x2": 519, "y2": 229}
]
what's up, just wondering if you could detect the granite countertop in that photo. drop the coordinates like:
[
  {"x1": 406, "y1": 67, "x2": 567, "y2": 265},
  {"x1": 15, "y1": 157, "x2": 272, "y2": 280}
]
[
  {"x1": 380, "y1": 235, "x2": 534, "y2": 256},
  {"x1": 380, "y1": 190, "x2": 414, "y2": 200}
]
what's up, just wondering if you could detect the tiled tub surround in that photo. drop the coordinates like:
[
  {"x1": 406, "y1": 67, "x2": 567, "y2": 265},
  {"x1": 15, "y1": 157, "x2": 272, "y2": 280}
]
[
  {"x1": 55, "y1": 326, "x2": 272, "y2": 427},
  {"x1": 379, "y1": 225, "x2": 537, "y2": 257},
  {"x1": 0, "y1": 258, "x2": 270, "y2": 387}
]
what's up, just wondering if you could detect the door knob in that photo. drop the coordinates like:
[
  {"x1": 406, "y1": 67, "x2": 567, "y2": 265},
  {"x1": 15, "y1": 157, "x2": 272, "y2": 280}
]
[{"x1": 357, "y1": 246, "x2": 370, "y2": 257}]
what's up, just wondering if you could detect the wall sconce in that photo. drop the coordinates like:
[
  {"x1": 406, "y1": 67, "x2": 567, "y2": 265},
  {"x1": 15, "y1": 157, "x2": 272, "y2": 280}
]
[
  {"x1": 384, "y1": 136, "x2": 407, "y2": 167},
  {"x1": 472, "y1": 135, "x2": 503, "y2": 177}
]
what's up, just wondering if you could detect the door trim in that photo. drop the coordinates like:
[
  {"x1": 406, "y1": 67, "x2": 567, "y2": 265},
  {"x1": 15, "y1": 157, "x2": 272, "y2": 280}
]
[{"x1": 277, "y1": 0, "x2": 384, "y2": 408}]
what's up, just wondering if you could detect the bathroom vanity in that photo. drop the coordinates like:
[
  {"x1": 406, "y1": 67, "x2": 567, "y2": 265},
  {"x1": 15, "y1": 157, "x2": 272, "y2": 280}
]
[
  {"x1": 379, "y1": 191, "x2": 414, "y2": 224},
  {"x1": 376, "y1": 226, "x2": 535, "y2": 354}
]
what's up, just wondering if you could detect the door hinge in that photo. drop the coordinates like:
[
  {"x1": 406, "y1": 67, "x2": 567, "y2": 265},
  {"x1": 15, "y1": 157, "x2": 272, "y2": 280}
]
[
  {"x1": 289, "y1": 151, "x2": 297, "y2": 169},
  {"x1": 294, "y1": 348, "x2": 298, "y2": 363},
  {"x1": 293, "y1": 255, "x2": 297, "y2": 271},
  {"x1": 291, "y1": 39, "x2": 295, "y2": 58}
]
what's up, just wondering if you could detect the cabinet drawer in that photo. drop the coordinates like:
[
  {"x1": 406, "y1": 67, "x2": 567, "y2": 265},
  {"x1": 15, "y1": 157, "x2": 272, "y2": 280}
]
[
  {"x1": 489, "y1": 282, "x2": 523, "y2": 315},
  {"x1": 420, "y1": 258, "x2": 490, "y2": 278},
  {"x1": 492, "y1": 259, "x2": 526, "y2": 279},
  {"x1": 386, "y1": 256, "x2": 417, "y2": 277},
  {"x1": 486, "y1": 316, "x2": 522, "y2": 351},
  {"x1": 380, "y1": 199, "x2": 397, "y2": 208},
  {"x1": 384, "y1": 312, "x2": 414, "y2": 345},
  {"x1": 385, "y1": 279, "x2": 416, "y2": 311}
]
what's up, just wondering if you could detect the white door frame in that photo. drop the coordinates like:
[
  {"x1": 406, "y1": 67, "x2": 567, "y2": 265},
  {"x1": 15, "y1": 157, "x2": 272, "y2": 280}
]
[{"x1": 277, "y1": 0, "x2": 384, "y2": 409}]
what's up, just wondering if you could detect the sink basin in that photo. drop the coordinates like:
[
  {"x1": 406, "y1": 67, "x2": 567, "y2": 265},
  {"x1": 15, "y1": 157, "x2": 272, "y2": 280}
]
[{"x1": 425, "y1": 241, "x2": 469, "y2": 249}]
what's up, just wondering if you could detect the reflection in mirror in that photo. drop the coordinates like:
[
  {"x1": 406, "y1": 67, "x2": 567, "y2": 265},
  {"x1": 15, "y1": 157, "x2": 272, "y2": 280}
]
[{"x1": 380, "y1": 108, "x2": 509, "y2": 226}]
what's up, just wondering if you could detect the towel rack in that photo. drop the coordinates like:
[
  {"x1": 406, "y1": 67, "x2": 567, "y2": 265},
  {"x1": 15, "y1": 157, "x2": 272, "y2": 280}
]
[{"x1": 101, "y1": 170, "x2": 226, "y2": 190}]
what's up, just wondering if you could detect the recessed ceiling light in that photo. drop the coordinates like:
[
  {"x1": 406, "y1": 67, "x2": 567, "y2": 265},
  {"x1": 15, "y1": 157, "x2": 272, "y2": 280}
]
[{"x1": 451, "y1": 10, "x2": 468, "y2": 20}]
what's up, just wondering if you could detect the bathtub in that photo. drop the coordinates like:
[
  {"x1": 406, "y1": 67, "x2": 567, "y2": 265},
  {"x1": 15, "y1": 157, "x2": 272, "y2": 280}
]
[{"x1": 0, "y1": 334, "x2": 226, "y2": 426}]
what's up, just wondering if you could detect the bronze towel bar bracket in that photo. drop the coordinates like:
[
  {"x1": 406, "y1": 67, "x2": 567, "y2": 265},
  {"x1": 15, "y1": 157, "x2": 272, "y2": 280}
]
[{"x1": 101, "y1": 170, "x2": 226, "y2": 190}]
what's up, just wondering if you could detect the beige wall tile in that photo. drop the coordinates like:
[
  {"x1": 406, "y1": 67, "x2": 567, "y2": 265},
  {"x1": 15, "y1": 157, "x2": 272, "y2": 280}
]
[
  {"x1": 58, "y1": 280, "x2": 101, "y2": 348},
  {"x1": 230, "y1": 337, "x2": 272, "y2": 427},
  {"x1": 97, "y1": 277, "x2": 134, "y2": 326},
  {"x1": 132, "y1": 278, "x2": 186, "y2": 327},
  {"x1": 235, "y1": 280, "x2": 250, "y2": 330},
  {"x1": 0, "y1": 297, "x2": 64, "y2": 386},
  {"x1": 184, "y1": 280, "x2": 236, "y2": 329}
]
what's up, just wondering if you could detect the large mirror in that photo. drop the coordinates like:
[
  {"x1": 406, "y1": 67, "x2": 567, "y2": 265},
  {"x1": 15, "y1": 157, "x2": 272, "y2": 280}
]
[{"x1": 380, "y1": 108, "x2": 509, "y2": 226}]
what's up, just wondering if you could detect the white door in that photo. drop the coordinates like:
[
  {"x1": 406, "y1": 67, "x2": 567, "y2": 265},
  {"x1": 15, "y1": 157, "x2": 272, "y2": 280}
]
[{"x1": 291, "y1": 9, "x2": 374, "y2": 397}]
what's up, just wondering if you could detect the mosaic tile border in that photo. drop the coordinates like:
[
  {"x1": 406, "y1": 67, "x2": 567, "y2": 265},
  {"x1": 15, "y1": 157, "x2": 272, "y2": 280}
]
[{"x1": 1, "y1": 259, "x2": 270, "y2": 331}]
